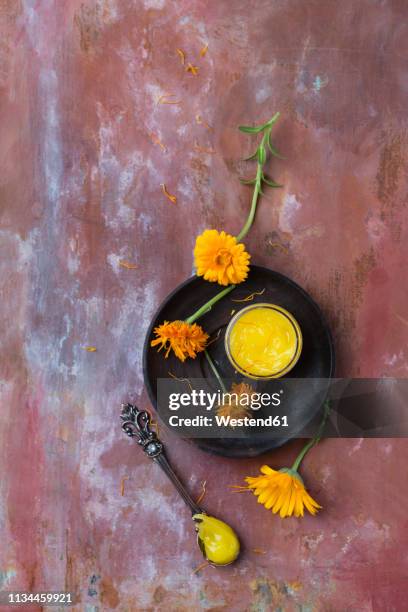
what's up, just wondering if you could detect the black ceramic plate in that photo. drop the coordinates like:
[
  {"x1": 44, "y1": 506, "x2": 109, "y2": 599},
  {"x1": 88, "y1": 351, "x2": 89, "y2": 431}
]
[{"x1": 143, "y1": 266, "x2": 335, "y2": 457}]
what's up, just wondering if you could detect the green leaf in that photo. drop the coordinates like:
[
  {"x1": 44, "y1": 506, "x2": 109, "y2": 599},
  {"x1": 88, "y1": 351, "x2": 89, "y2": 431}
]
[
  {"x1": 264, "y1": 112, "x2": 280, "y2": 128},
  {"x1": 267, "y1": 136, "x2": 285, "y2": 159},
  {"x1": 240, "y1": 177, "x2": 257, "y2": 185},
  {"x1": 239, "y1": 113, "x2": 280, "y2": 134},
  {"x1": 238, "y1": 125, "x2": 264, "y2": 134},
  {"x1": 262, "y1": 174, "x2": 283, "y2": 188},
  {"x1": 243, "y1": 150, "x2": 258, "y2": 161},
  {"x1": 257, "y1": 146, "x2": 266, "y2": 164}
]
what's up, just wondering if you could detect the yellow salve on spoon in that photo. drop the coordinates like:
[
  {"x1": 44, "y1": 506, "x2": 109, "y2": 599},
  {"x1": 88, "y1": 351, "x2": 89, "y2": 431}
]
[
  {"x1": 193, "y1": 514, "x2": 240, "y2": 566},
  {"x1": 225, "y1": 303, "x2": 302, "y2": 379}
]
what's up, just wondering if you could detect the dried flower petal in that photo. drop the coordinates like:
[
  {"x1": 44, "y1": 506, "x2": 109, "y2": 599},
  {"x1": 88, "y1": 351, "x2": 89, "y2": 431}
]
[
  {"x1": 199, "y1": 43, "x2": 208, "y2": 57},
  {"x1": 176, "y1": 48, "x2": 186, "y2": 65},
  {"x1": 252, "y1": 549, "x2": 267, "y2": 555},
  {"x1": 120, "y1": 475, "x2": 129, "y2": 496},
  {"x1": 231, "y1": 288, "x2": 265, "y2": 302},
  {"x1": 186, "y1": 62, "x2": 199, "y2": 75},
  {"x1": 149, "y1": 133, "x2": 166, "y2": 151},
  {"x1": 192, "y1": 561, "x2": 210, "y2": 575},
  {"x1": 119, "y1": 260, "x2": 138, "y2": 269},
  {"x1": 160, "y1": 183, "x2": 177, "y2": 203},
  {"x1": 206, "y1": 329, "x2": 221, "y2": 347},
  {"x1": 196, "y1": 480, "x2": 207, "y2": 505},
  {"x1": 195, "y1": 114, "x2": 213, "y2": 131},
  {"x1": 194, "y1": 142, "x2": 215, "y2": 154},
  {"x1": 157, "y1": 93, "x2": 181, "y2": 105},
  {"x1": 167, "y1": 371, "x2": 194, "y2": 393}
]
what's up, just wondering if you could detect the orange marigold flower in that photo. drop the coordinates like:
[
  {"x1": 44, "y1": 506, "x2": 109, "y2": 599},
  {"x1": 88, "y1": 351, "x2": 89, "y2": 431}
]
[
  {"x1": 216, "y1": 382, "x2": 255, "y2": 422},
  {"x1": 151, "y1": 320, "x2": 209, "y2": 362},
  {"x1": 245, "y1": 466, "x2": 321, "y2": 518},
  {"x1": 194, "y1": 229, "x2": 250, "y2": 286}
]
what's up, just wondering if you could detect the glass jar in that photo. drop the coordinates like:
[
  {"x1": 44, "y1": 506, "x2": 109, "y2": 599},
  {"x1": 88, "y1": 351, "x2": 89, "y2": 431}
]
[{"x1": 224, "y1": 303, "x2": 302, "y2": 379}]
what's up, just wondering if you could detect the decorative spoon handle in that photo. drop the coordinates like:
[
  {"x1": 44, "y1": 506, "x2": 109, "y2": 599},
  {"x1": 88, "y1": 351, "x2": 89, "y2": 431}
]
[{"x1": 120, "y1": 403, "x2": 203, "y2": 515}]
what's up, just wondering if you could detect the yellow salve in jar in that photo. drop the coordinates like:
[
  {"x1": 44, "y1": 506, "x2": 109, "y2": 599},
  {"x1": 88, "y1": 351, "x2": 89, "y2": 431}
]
[{"x1": 225, "y1": 303, "x2": 302, "y2": 379}]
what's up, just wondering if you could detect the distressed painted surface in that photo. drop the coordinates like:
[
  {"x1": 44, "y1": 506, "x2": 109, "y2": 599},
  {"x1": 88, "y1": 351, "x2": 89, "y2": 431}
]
[{"x1": 0, "y1": 0, "x2": 407, "y2": 610}]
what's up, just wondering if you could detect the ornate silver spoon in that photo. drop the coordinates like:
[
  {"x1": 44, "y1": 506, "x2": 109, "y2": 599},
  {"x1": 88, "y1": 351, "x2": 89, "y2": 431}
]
[{"x1": 120, "y1": 403, "x2": 240, "y2": 566}]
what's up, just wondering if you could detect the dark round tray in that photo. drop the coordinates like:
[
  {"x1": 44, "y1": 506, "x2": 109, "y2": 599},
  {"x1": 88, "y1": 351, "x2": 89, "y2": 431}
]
[{"x1": 143, "y1": 266, "x2": 335, "y2": 457}]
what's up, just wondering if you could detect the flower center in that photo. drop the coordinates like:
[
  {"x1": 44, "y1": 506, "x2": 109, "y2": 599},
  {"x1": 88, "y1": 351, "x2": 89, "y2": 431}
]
[{"x1": 214, "y1": 248, "x2": 232, "y2": 267}]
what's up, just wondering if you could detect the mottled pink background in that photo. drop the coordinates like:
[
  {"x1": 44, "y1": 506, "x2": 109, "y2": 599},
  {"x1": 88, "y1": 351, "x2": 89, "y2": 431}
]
[{"x1": 1, "y1": 0, "x2": 407, "y2": 610}]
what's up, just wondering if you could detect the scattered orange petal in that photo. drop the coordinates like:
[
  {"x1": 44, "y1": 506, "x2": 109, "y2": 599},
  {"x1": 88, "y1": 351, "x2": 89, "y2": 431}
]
[
  {"x1": 231, "y1": 288, "x2": 265, "y2": 303},
  {"x1": 186, "y1": 62, "x2": 199, "y2": 76},
  {"x1": 195, "y1": 114, "x2": 213, "y2": 131},
  {"x1": 192, "y1": 560, "x2": 210, "y2": 575},
  {"x1": 120, "y1": 475, "x2": 129, "y2": 496},
  {"x1": 168, "y1": 371, "x2": 193, "y2": 393},
  {"x1": 199, "y1": 43, "x2": 208, "y2": 57},
  {"x1": 267, "y1": 240, "x2": 289, "y2": 255},
  {"x1": 156, "y1": 92, "x2": 168, "y2": 104},
  {"x1": 150, "y1": 418, "x2": 160, "y2": 437},
  {"x1": 157, "y1": 92, "x2": 182, "y2": 105},
  {"x1": 287, "y1": 581, "x2": 303, "y2": 591},
  {"x1": 228, "y1": 484, "x2": 250, "y2": 493},
  {"x1": 160, "y1": 183, "x2": 177, "y2": 203},
  {"x1": 176, "y1": 48, "x2": 186, "y2": 65},
  {"x1": 160, "y1": 99, "x2": 182, "y2": 105},
  {"x1": 195, "y1": 480, "x2": 207, "y2": 505},
  {"x1": 57, "y1": 425, "x2": 69, "y2": 442},
  {"x1": 252, "y1": 548, "x2": 267, "y2": 555},
  {"x1": 194, "y1": 142, "x2": 215, "y2": 154},
  {"x1": 119, "y1": 260, "x2": 138, "y2": 270},
  {"x1": 149, "y1": 132, "x2": 166, "y2": 151},
  {"x1": 206, "y1": 328, "x2": 221, "y2": 347},
  {"x1": 83, "y1": 346, "x2": 97, "y2": 352}
]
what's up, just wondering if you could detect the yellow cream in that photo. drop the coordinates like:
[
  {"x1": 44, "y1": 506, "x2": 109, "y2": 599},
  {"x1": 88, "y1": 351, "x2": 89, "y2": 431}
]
[
  {"x1": 225, "y1": 304, "x2": 302, "y2": 379},
  {"x1": 193, "y1": 514, "x2": 240, "y2": 566}
]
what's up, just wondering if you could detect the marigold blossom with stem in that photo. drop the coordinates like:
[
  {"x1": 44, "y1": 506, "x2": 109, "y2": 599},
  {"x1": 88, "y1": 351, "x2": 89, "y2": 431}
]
[
  {"x1": 193, "y1": 113, "x2": 282, "y2": 288},
  {"x1": 233, "y1": 401, "x2": 330, "y2": 518},
  {"x1": 151, "y1": 320, "x2": 209, "y2": 362},
  {"x1": 151, "y1": 285, "x2": 236, "y2": 361},
  {"x1": 245, "y1": 466, "x2": 321, "y2": 518}
]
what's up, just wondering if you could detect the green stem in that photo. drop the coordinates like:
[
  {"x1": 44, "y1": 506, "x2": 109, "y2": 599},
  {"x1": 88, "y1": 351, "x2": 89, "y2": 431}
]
[
  {"x1": 236, "y1": 113, "x2": 281, "y2": 242},
  {"x1": 291, "y1": 401, "x2": 331, "y2": 472},
  {"x1": 204, "y1": 350, "x2": 227, "y2": 393},
  {"x1": 236, "y1": 163, "x2": 262, "y2": 242},
  {"x1": 185, "y1": 285, "x2": 236, "y2": 324}
]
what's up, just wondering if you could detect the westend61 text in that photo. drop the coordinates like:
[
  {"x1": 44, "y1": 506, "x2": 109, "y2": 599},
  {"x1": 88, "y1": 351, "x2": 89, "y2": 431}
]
[{"x1": 168, "y1": 415, "x2": 289, "y2": 427}]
